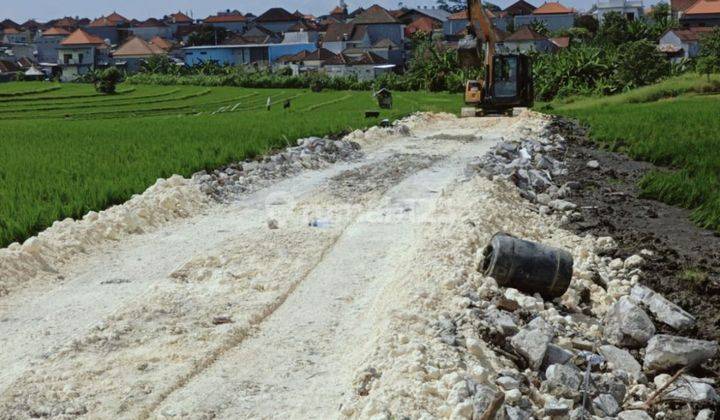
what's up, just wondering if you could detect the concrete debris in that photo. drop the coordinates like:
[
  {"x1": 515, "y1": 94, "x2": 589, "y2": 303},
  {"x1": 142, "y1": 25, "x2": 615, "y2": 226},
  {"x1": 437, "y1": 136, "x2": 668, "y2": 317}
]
[
  {"x1": 544, "y1": 344, "x2": 574, "y2": 367},
  {"x1": 604, "y1": 296, "x2": 656, "y2": 348},
  {"x1": 630, "y1": 284, "x2": 695, "y2": 330},
  {"x1": 618, "y1": 409, "x2": 653, "y2": 420},
  {"x1": 598, "y1": 344, "x2": 642, "y2": 377},
  {"x1": 543, "y1": 364, "x2": 581, "y2": 398},
  {"x1": 643, "y1": 334, "x2": 718, "y2": 371},
  {"x1": 653, "y1": 374, "x2": 719, "y2": 404},
  {"x1": 543, "y1": 397, "x2": 572, "y2": 416},
  {"x1": 511, "y1": 323, "x2": 553, "y2": 370},
  {"x1": 696, "y1": 409, "x2": 715, "y2": 420},
  {"x1": 462, "y1": 117, "x2": 719, "y2": 420},
  {"x1": 593, "y1": 393, "x2": 620, "y2": 417},
  {"x1": 193, "y1": 136, "x2": 363, "y2": 201}
]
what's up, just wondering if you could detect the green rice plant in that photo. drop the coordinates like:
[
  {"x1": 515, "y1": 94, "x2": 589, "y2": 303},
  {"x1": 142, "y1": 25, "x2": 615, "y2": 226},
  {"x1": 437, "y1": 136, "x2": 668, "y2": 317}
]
[
  {"x1": 0, "y1": 83, "x2": 460, "y2": 246},
  {"x1": 549, "y1": 76, "x2": 720, "y2": 231}
]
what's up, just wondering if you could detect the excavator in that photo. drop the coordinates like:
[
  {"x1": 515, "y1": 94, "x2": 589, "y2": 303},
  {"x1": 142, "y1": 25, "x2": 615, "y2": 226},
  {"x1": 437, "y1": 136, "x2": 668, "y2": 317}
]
[{"x1": 459, "y1": 0, "x2": 534, "y2": 116}]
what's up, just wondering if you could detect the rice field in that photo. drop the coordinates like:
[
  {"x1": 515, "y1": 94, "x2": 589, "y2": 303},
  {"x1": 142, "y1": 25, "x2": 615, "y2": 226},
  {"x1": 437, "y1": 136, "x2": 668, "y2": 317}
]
[
  {"x1": 0, "y1": 82, "x2": 461, "y2": 247},
  {"x1": 546, "y1": 74, "x2": 720, "y2": 231}
]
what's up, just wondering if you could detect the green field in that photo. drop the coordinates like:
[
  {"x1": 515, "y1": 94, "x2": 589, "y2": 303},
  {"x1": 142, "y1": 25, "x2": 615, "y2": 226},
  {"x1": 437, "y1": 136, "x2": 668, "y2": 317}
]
[
  {"x1": 0, "y1": 82, "x2": 461, "y2": 247},
  {"x1": 545, "y1": 74, "x2": 720, "y2": 231}
]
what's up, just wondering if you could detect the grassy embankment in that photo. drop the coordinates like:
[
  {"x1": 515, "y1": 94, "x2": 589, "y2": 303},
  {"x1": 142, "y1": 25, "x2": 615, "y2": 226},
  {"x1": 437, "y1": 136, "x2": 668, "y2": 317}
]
[
  {"x1": 0, "y1": 82, "x2": 461, "y2": 247},
  {"x1": 543, "y1": 73, "x2": 720, "y2": 231}
]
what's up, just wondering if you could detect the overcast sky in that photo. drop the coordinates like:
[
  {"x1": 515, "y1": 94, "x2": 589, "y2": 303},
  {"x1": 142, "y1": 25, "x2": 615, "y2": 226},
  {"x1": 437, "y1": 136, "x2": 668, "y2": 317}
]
[{"x1": 5, "y1": 0, "x2": 663, "y2": 23}]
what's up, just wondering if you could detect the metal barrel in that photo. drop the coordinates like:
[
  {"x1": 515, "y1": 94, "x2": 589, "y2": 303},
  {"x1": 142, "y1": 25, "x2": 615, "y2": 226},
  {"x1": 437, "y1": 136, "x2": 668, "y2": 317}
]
[{"x1": 481, "y1": 233, "x2": 574, "y2": 299}]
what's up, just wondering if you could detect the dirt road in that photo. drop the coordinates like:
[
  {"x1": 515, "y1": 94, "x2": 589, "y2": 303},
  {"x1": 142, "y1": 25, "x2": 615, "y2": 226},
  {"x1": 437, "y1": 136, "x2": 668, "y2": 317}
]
[{"x1": 0, "y1": 114, "x2": 546, "y2": 418}]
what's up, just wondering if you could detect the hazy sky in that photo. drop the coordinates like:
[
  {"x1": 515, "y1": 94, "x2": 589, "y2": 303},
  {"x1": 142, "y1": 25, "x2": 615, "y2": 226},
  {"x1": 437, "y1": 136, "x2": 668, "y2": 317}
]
[{"x1": 5, "y1": 0, "x2": 662, "y2": 22}]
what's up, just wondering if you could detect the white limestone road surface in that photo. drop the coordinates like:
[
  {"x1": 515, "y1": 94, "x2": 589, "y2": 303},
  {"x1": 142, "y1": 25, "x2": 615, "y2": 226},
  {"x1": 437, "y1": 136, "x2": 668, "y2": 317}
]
[{"x1": 0, "y1": 112, "x2": 550, "y2": 419}]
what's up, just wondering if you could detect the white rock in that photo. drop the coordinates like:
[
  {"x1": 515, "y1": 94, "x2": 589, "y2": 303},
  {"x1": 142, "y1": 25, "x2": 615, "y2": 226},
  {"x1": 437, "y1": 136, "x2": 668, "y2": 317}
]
[
  {"x1": 630, "y1": 284, "x2": 695, "y2": 330},
  {"x1": 604, "y1": 296, "x2": 655, "y2": 348},
  {"x1": 618, "y1": 410, "x2": 653, "y2": 420},
  {"x1": 586, "y1": 160, "x2": 600, "y2": 169},
  {"x1": 598, "y1": 345, "x2": 641, "y2": 377},
  {"x1": 644, "y1": 334, "x2": 718, "y2": 371},
  {"x1": 624, "y1": 255, "x2": 644, "y2": 269}
]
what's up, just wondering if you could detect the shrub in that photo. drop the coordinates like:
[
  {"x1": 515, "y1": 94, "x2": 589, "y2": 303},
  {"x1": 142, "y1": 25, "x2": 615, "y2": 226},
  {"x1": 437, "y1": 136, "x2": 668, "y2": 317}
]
[
  {"x1": 95, "y1": 67, "x2": 123, "y2": 94},
  {"x1": 614, "y1": 40, "x2": 669, "y2": 88}
]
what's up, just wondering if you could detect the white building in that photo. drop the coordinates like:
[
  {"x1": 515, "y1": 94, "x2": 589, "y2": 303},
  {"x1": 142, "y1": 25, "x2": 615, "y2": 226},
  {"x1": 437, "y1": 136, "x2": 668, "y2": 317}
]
[{"x1": 595, "y1": 0, "x2": 645, "y2": 22}]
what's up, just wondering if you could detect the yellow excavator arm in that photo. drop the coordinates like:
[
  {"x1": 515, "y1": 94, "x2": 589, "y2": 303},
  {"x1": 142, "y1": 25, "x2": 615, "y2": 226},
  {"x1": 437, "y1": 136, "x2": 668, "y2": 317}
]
[{"x1": 466, "y1": 0, "x2": 495, "y2": 78}]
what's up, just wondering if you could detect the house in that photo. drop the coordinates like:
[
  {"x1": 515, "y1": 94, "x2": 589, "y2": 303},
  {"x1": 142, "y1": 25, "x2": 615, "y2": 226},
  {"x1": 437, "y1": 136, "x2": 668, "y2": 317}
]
[
  {"x1": 113, "y1": 36, "x2": 167, "y2": 72},
  {"x1": 680, "y1": 0, "x2": 720, "y2": 26},
  {"x1": 443, "y1": 8, "x2": 508, "y2": 37},
  {"x1": 183, "y1": 42, "x2": 315, "y2": 66},
  {"x1": 595, "y1": 0, "x2": 645, "y2": 22},
  {"x1": 204, "y1": 11, "x2": 248, "y2": 33},
  {"x1": 671, "y1": 0, "x2": 699, "y2": 19},
  {"x1": 504, "y1": 0, "x2": 537, "y2": 16},
  {"x1": 275, "y1": 47, "x2": 337, "y2": 74},
  {"x1": 501, "y1": 25, "x2": 556, "y2": 53},
  {"x1": 254, "y1": 8, "x2": 303, "y2": 33},
  {"x1": 405, "y1": 17, "x2": 440, "y2": 38},
  {"x1": 324, "y1": 51, "x2": 393, "y2": 80},
  {"x1": 515, "y1": 2, "x2": 575, "y2": 32},
  {"x1": 165, "y1": 11, "x2": 194, "y2": 35},
  {"x1": 330, "y1": 3, "x2": 350, "y2": 21},
  {"x1": 1, "y1": 27, "x2": 30, "y2": 44},
  {"x1": 21, "y1": 19, "x2": 43, "y2": 37},
  {"x1": 47, "y1": 17, "x2": 81, "y2": 31},
  {"x1": 350, "y1": 5, "x2": 404, "y2": 46},
  {"x1": 282, "y1": 21, "x2": 320, "y2": 44},
  {"x1": 36, "y1": 27, "x2": 71, "y2": 63},
  {"x1": 130, "y1": 19, "x2": 173, "y2": 41},
  {"x1": 396, "y1": 7, "x2": 451, "y2": 26},
  {"x1": 322, "y1": 23, "x2": 371, "y2": 54},
  {"x1": 232, "y1": 25, "x2": 283, "y2": 45},
  {"x1": 85, "y1": 16, "x2": 122, "y2": 45},
  {"x1": 659, "y1": 26, "x2": 714, "y2": 61},
  {"x1": 0, "y1": 59, "x2": 21, "y2": 81},
  {"x1": 57, "y1": 28, "x2": 109, "y2": 81},
  {"x1": 549, "y1": 36, "x2": 570, "y2": 48},
  {"x1": 0, "y1": 19, "x2": 21, "y2": 31},
  {"x1": 444, "y1": 10, "x2": 469, "y2": 37},
  {"x1": 106, "y1": 12, "x2": 129, "y2": 26}
]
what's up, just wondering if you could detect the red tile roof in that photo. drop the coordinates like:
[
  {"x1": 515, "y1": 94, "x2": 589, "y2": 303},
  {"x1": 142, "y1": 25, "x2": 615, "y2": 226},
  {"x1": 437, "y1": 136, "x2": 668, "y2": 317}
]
[
  {"x1": 504, "y1": 0, "x2": 537, "y2": 16},
  {"x1": 169, "y1": 12, "x2": 193, "y2": 23},
  {"x1": 532, "y1": 2, "x2": 574, "y2": 14},
  {"x1": 352, "y1": 4, "x2": 400, "y2": 24},
  {"x1": 2, "y1": 27, "x2": 20, "y2": 34},
  {"x1": 549, "y1": 36, "x2": 569, "y2": 47},
  {"x1": 59, "y1": 28, "x2": 106, "y2": 45},
  {"x1": 204, "y1": 12, "x2": 246, "y2": 23},
  {"x1": 685, "y1": 0, "x2": 720, "y2": 14},
  {"x1": 106, "y1": 12, "x2": 128, "y2": 23},
  {"x1": 134, "y1": 18, "x2": 167, "y2": 28},
  {"x1": 448, "y1": 10, "x2": 468, "y2": 20},
  {"x1": 672, "y1": 0, "x2": 698, "y2": 12},
  {"x1": 42, "y1": 27, "x2": 71, "y2": 36},
  {"x1": 255, "y1": 8, "x2": 298, "y2": 22},
  {"x1": 88, "y1": 16, "x2": 115, "y2": 27},
  {"x1": 665, "y1": 26, "x2": 715, "y2": 41},
  {"x1": 150, "y1": 36, "x2": 173, "y2": 50},
  {"x1": 405, "y1": 16, "x2": 438, "y2": 36},
  {"x1": 113, "y1": 36, "x2": 166, "y2": 56},
  {"x1": 331, "y1": 5, "x2": 348, "y2": 15}
]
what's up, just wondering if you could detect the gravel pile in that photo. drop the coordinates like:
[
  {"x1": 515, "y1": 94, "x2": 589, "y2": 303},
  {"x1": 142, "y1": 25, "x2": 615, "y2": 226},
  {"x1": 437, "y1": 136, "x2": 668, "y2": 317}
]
[
  {"x1": 469, "y1": 130, "x2": 588, "y2": 226},
  {"x1": 193, "y1": 136, "x2": 363, "y2": 201},
  {"x1": 462, "y1": 127, "x2": 719, "y2": 419}
]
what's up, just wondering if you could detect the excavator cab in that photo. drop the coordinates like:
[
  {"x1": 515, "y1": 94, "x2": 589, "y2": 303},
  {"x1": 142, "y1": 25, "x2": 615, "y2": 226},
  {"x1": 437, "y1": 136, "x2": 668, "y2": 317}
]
[
  {"x1": 464, "y1": 54, "x2": 534, "y2": 116},
  {"x1": 460, "y1": 0, "x2": 535, "y2": 117}
]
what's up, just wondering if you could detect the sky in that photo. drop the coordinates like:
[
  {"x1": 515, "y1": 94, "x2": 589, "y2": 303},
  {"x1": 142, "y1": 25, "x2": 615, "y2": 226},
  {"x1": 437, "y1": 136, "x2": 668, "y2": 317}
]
[{"x1": 4, "y1": 0, "x2": 664, "y2": 23}]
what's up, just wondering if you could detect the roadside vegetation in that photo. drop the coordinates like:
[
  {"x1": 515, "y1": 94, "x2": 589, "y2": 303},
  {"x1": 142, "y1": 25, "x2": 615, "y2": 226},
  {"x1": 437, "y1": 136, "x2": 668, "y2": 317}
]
[
  {"x1": 546, "y1": 74, "x2": 720, "y2": 231},
  {"x1": 0, "y1": 82, "x2": 459, "y2": 247}
]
